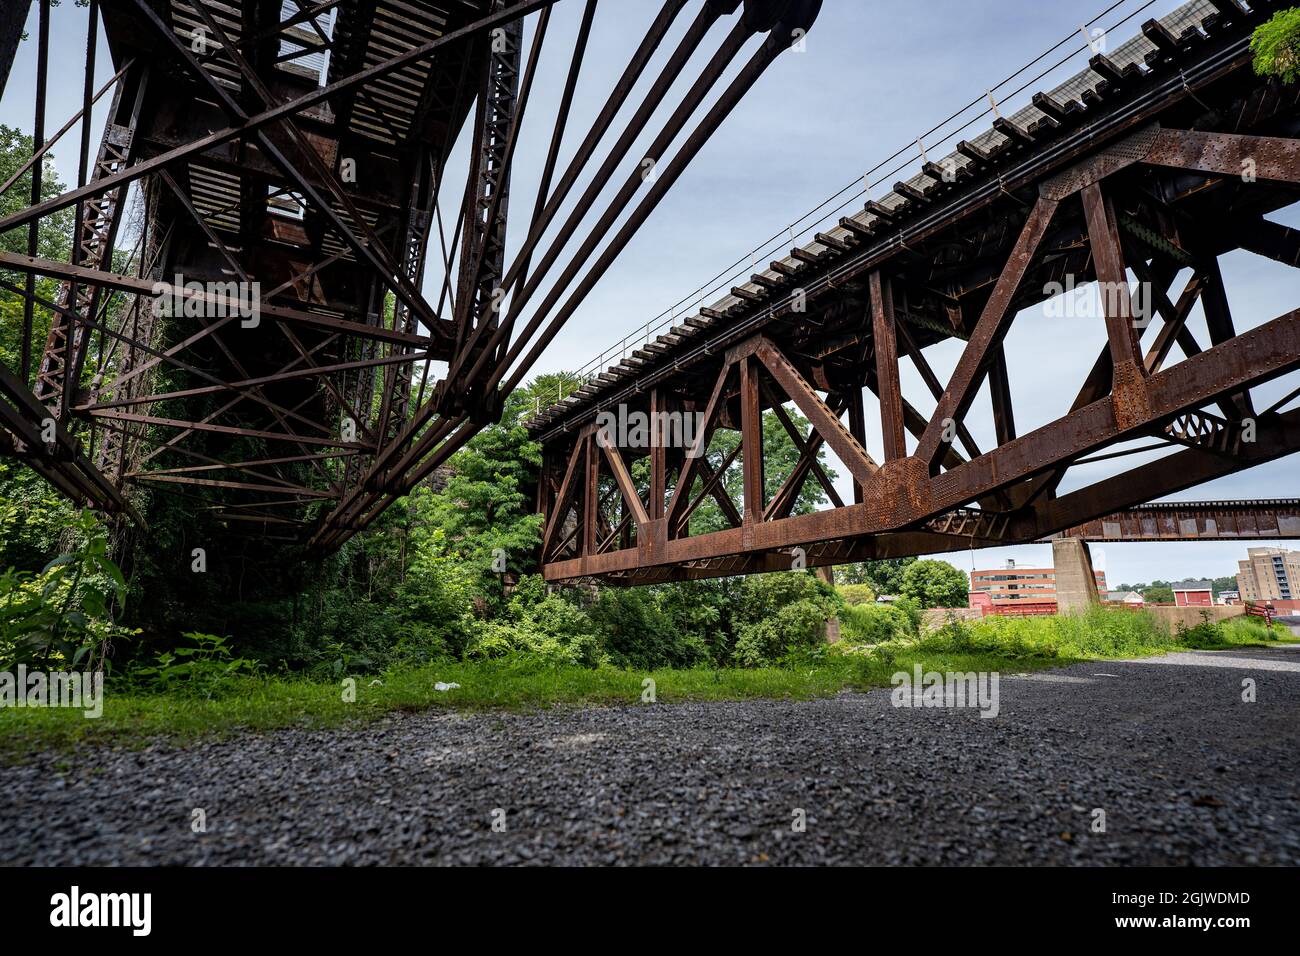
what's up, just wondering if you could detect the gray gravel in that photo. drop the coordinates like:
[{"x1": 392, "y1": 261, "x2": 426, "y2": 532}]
[{"x1": 3, "y1": 644, "x2": 1299, "y2": 866}]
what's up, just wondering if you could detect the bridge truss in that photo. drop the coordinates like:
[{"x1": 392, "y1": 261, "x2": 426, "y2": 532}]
[
  {"x1": 0, "y1": 0, "x2": 821, "y2": 553},
  {"x1": 529, "y1": 0, "x2": 1300, "y2": 584}
]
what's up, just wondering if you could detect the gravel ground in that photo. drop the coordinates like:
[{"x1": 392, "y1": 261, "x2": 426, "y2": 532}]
[{"x1": 3, "y1": 643, "x2": 1299, "y2": 866}]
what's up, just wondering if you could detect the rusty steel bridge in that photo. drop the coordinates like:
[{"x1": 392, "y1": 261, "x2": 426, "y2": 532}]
[{"x1": 0, "y1": 0, "x2": 1298, "y2": 584}]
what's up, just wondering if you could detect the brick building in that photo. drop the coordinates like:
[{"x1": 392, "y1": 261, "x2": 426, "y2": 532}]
[
  {"x1": 1237, "y1": 547, "x2": 1300, "y2": 604},
  {"x1": 970, "y1": 559, "x2": 1107, "y2": 607}
]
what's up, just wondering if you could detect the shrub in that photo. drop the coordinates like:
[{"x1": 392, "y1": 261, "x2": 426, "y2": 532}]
[
  {"x1": 651, "y1": 580, "x2": 727, "y2": 663},
  {"x1": 948, "y1": 607, "x2": 1170, "y2": 659},
  {"x1": 1175, "y1": 620, "x2": 1227, "y2": 649},
  {"x1": 129, "y1": 632, "x2": 261, "y2": 698},
  {"x1": 893, "y1": 597, "x2": 923, "y2": 635},
  {"x1": 839, "y1": 601, "x2": 912, "y2": 644},
  {"x1": 511, "y1": 582, "x2": 606, "y2": 667},
  {"x1": 732, "y1": 597, "x2": 833, "y2": 667},
  {"x1": 837, "y1": 583, "x2": 876, "y2": 606},
  {"x1": 587, "y1": 588, "x2": 709, "y2": 670},
  {"x1": 393, "y1": 528, "x2": 478, "y2": 658},
  {"x1": 734, "y1": 571, "x2": 841, "y2": 625},
  {"x1": 465, "y1": 620, "x2": 586, "y2": 667},
  {"x1": 0, "y1": 510, "x2": 136, "y2": 672}
]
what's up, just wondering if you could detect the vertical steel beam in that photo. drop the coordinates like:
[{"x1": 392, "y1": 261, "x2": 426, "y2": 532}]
[
  {"x1": 582, "y1": 434, "x2": 599, "y2": 557},
  {"x1": 740, "y1": 354, "x2": 763, "y2": 524},
  {"x1": 846, "y1": 385, "x2": 866, "y2": 505},
  {"x1": 988, "y1": 345, "x2": 1016, "y2": 445},
  {"x1": 1198, "y1": 253, "x2": 1255, "y2": 418},
  {"x1": 1081, "y1": 182, "x2": 1144, "y2": 370},
  {"x1": 649, "y1": 387, "x2": 666, "y2": 521},
  {"x1": 869, "y1": 270, "x2": 906, "y2": 461}
]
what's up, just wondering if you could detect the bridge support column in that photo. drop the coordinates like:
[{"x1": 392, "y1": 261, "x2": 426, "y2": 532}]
[{"x1": 1053, "y1": 538, "x2": 1100, "y2": 614}]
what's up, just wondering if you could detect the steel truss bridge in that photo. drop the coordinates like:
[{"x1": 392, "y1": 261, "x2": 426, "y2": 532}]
[
  {"x1": 0, "y1": 0, "x2": 1296, "y2": 584},
  {"x1": 0, "y1": 0, "x2": 821, "y2": 553},
  {"x1": 528, "y1": 0, "x2": 1300, "y2": 584}
]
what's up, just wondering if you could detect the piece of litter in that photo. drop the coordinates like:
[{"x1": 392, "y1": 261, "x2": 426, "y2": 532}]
[{"x1": 434, "y1": 682, "x2": 461, "y2": 692}]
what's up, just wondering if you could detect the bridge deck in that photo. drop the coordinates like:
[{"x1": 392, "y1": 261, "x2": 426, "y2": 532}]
[{"x1": 529, "y1": 0, "x2": 1300, "y2": 584}]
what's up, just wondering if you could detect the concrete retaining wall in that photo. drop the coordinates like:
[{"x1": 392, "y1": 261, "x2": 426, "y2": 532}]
[{"x1": 1144, "y1": 605, "x2": 1246, "y2": 629}]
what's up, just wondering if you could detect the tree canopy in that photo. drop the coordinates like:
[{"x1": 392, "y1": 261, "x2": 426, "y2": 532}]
[{"x1": 898, "y1": 559, "x2": 969, "y2": 609}]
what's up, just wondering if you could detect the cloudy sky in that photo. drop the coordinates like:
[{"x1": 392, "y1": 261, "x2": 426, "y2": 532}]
[{"x1": 3, "y1": 0, "x2": 1296, "y2": 587}]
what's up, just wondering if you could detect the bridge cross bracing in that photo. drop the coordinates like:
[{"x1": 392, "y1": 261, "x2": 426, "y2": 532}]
[
  {"x1": 0, "y1": 0, "x2": 823, "y2": 556},
  {"x1": 526, "y1": 0, "x2": 1300, "y2": 584}
]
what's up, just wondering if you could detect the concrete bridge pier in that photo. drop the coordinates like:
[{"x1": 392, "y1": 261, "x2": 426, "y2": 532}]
[{"x1": 1053, "y1": 538, "x2": 1101, "y2": 613}]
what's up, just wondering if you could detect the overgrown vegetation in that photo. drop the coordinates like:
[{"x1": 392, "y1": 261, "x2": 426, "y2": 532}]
[
  {"x1": 1252, "y1": 7, "x2": 1300, "y2": 84},
  {"x1": 2, "y1": 604, "x2": 1288, "y2": 756},
  {"x1": 0, "y1": 361, "x2": 858, "y2": 677},
  {"x1": 1, "y1": 511, "x2": 137, "y2": 674}
]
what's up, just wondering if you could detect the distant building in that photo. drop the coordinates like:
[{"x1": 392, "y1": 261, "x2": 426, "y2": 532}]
[
  {"x1": 969, "y1": 558, "x2": 1106, "y2": 607},
  {"x1": 1218, "y1": 589, "x2": 1240, "y2": 606},
  {"x1": 1105, "y1": 590, "x2": 1145, "y2": 607},
  {"x1": 1237, "y1": 547, "x2": 1300, "y2": 604},
  {"x1": 1173, "y1": 581, "x2": 1214, "y2": 607}
]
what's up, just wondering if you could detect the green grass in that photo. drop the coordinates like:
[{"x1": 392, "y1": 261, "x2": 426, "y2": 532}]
[{"x1": 1, "y1": 609, "x2": 1292, "y2": 759}]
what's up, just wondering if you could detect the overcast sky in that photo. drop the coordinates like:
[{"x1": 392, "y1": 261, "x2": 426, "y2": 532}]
[{"x1": 3, "y1": 0, "x2": 1296, "y2": 587}]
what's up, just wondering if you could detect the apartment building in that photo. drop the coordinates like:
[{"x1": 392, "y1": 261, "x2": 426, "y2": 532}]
[
  {"x1": 1237, "y1": 547, "x2": 1300, "y2": 603},
  {"x1": 970, "y1": 559, "x2": 1107, "y2": 606}
]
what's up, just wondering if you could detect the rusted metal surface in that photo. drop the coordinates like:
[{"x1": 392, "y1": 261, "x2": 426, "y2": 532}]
[
  {"x1": 532, "y1": 0, "x2": 1300, "y2": 585},
  {"x1": 1060, "y1": 500, "x2": 1300, "y2": 542},
  {"x1": 0, "y1": 0, "x2": 818, "y2": 552}
]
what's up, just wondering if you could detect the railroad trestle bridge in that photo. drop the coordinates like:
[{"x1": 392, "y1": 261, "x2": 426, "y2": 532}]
[{"x1": 0, "y1": 0, "x2": 1296, "y2": 585}]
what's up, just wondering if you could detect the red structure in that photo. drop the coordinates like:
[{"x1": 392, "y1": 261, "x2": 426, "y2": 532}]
[
  {"x1": 530, "y1": 0, "x2": 1300, "y2": 585},
  {"x1": 970, "y1": 561, "x2": 1106, "y2": 607},
  {"x1": 1173, "y1": 582, "x2": 1215, "y2": 607}
]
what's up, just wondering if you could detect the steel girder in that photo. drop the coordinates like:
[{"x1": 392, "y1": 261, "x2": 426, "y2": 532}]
[
  {"x1": 533, "y1": 4, "x2": 1300, "y2": 584},
  {"x1": 1058, "y1": 500, "x2": 1300, "y2": 543},
  {"x1": 0, "y1": 0, "x2": 820, "y2": 555}
]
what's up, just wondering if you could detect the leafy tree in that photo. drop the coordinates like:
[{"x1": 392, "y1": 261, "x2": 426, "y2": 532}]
[
  {"x1": 687, "y1": 405, "x2": 836, "y2": 535},
  {"x1": 1212, "y1": 576, "x2": 1238, "y2": 596},
  {"x1": 516, "y1": 371, "x2": 586, "y2": 419},
  {"x1": 837, "y1": 582, "x2": 875, "y2": 605},
  {"x1": 1142, "y1": 585, "x2": 1175, "y2": 604},
  {"x1": 1252, "y1": 8, "x2": 1300, "y2": 84},
  {"x1": 837, "y1": 557, "x2": 916, "y2": 596},
  {"x1": 898, "y1": 559, "x2": 968, "y2": 609},
  {"x1": 414, "y1": 397, "x2": 544, "y2": 604}
]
